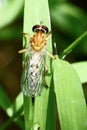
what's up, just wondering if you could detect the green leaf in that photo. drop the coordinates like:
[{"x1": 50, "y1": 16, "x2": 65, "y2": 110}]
[
  {"x1": 72, "y1": 61, "x2": 87, "y2": 83},
  {"x1": 59, "y1": 31, "x2": 87, "y2": 59},
  {"x1": 33, "y1": 84, "x2": 56, "y2": 130},
  {"x1": 0, "y1": 91, "x2": 24, "y2": 130},
  {"x1": 9, "y1": 93, "x2": 24, "y2": 129},
  {"x1": 0, "y1": 0, "x2": 24, "y2": 28},
  {"x1": 0, "y1": 86, "x2": 11, "y2": 111},
  {"x1": 11, "y1": 92, "x2": 23, "y2": 113},
  {"x1": 23, "y1": 0, "x2": 56, "y2": 130},
  {"x1": 2, "y1": 92, "x2": 23, "y2": 118},
  {"x1": 52, "y1": 57, "x2": 87, "y2": 130},
  {"x1": 0, "y1": 105, "x2": 24, "y2": 130}
]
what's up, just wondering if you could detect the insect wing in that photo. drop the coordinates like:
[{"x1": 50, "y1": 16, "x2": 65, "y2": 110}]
[
  {"x1": 21, "y1": 53, "x2": 30, "y2": 96},
  {"x1": 21, "y1": 52, "x2": 44, "y2": 97}
]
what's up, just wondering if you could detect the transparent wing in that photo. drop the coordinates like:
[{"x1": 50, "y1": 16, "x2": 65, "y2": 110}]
[{"x1": 21, "y1": 52, "x2": 44, "y2": 97}]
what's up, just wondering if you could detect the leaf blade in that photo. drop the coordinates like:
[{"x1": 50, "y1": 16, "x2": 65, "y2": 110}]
[
  {"x1": 52, "y1": 58, "x2": 87, "y2": 130},
  {"x1": 72, "y1": 61, "x2": 87, "y2": 83},
  {"x1": 23, "y1": 0, "x2": 56, "y2": 130}
]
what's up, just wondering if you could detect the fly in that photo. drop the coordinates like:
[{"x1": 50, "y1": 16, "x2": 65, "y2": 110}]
[{"x1": 19, "y1": 24, "x2": 55, "y2": 97}]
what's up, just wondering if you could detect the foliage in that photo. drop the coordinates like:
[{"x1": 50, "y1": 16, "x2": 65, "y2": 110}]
[{"x1": 0, "y1": 0, "x2": 87, "y2": 130}]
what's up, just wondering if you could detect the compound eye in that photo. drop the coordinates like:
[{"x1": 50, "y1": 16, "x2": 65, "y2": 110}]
[
  {"x1": 32, "y1": 24, "x2": 49, "y2": 34},
  {"x1": 42, "y1": 25, "x2": 49, "y2": 34},
  {"x1": 32, "y1": 25, "x2": 40, "y2": 32}
]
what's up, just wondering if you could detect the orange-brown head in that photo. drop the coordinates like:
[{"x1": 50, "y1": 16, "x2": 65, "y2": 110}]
[{"x1": 30, "y1": 25, "x2": 49, "y2": 51}]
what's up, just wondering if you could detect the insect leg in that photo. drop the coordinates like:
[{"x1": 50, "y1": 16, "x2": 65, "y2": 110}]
[
  {"x1": 18, "y1": 33, "x2": 30, "y2": 53},
  {"x1": 45, "y1": 50, "x2": 56, "y2": 59},
  {"x1": 43, "y1": 56, "x2": 48, "y2": 72},
  {"x1": 18, "y1": 48, "x2": 28, "y2": 53},
  {"x1": 42, "y1": 57, "x2": 48, "y2": 88},
  {"x1": 22, "y1": 32, "x2": 30, "y2": 40}
]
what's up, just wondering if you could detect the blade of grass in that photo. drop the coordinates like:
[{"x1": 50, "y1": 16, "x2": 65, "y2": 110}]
[
  {"x1": 5, "y1": 92, "x2": 23, "y2": 117},
  {"x1": 52, "y1": 57, "x2": 87, "y2": 130},
  {"x1": 23, "y1": 0, "x2": 56, "y2": 130},
  {"x1": 9, "y1": 93, "x2": 24, "y2": 129},
  {"x1": 72, "y1": 61, "x2": 87, "y2": 83},
  {"x1": 0, "y1": 106, "x2": 24, "y2": 130},
  {"x1": 0, "y1": 86, "x2": 11, "y2": 111},
  {"x1": 59, "y1": 31, "x2": 87, "y2": 59},
  {"x1": 33, "y1": 84, "x2": 56, "y2": 130},
  {"x1": 0, "y1": 92, "x2": 24, "y2": 130}
]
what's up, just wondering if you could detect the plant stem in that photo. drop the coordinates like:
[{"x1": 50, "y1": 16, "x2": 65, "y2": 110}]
[
  {"x1": 0, "y1": 106, "x2": 23, "y2": 130},
  {"x1": 60, "y1": 31, "x2": 87, "y2": 59}
]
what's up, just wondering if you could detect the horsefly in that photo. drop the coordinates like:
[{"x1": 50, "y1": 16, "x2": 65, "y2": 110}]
[{"x1": 19, "y1": 24, "x2": 55, "y2": 97}]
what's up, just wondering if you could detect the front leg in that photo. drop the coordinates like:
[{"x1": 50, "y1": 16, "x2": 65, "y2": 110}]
[
  {"x1": 18, "y1": 33, "x2": 30, "y2": 53},
  {"x1": 22, "y1": 32, "x2": 30, "y2": 40},
  {"x1": 45, "y1": 50, "x2": 56, "y2": 59},
  {"x1": 18, "y1": 48, "x2": 28, "y2": 53}
]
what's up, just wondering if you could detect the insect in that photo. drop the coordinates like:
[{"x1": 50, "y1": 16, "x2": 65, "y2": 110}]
[{"x1": 19, "y1": 24, "x2": 55, "y2": 97}]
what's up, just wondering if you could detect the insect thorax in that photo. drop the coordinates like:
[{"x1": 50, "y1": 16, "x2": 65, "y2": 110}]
[{"x1": 30, "y1": 31, "x2": 46, "y2": 51}]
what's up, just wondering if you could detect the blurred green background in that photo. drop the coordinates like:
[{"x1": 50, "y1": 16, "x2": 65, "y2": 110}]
[{"x1": 0, "y1": 0, "x2": 87, "y2": 130}]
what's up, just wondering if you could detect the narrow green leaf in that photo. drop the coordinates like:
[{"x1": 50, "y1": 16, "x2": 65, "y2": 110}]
[
  {"x1": 0, "y1": 92, "x2": 24, "y2": 130},
  {"x1": 0, "y1": 86, "x2": 11, "y2": 111},
  {"x1": 23, "y1": 96, "x2": 33, "y2": 130},
  {"x1": 59, "y1": 31, "x2": 87, "y2": 59},
  {"x1": 33, "y1": 84, "x2": 56, "y2": 130},
  {"x1": 23, "y1": 0, "x2": 56, "y2": 130},
  {"x1": 23, "y1": 0, "x2": 52, "y2": 72},
  {"x1": 33, "y1": 88, "x2": 50, "y2": 130},
  {"x1": 8, "y1": 93, "x2": 24, "y2": 128},
  {"x1": 3, "y1": 92, "x2": 23, "y2": 118},
  {"x1": 11, "y1": 92, "x2": 23, "y2": 113},
  {"x1": 0, "y1": 105, "x2": 23, "y2": 130},
  {"x1": 52, "y1": 57, "x2": 87, "y2": 130},
  {"x1": 72, "y1": 61, "x2": 87, "y2": 83}
]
